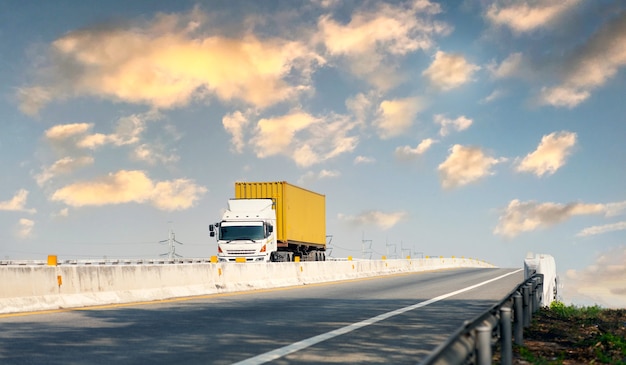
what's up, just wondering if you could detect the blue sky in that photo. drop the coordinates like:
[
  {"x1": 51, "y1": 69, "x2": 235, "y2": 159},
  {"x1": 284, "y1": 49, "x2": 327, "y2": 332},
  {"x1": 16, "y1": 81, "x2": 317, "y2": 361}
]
[{"x1": 1, "y1": 0, "x2": 625, "y2": 307}]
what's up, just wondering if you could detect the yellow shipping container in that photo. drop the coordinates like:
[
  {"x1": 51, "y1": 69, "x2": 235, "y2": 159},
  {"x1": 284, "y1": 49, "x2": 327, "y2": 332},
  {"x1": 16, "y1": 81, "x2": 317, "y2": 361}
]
[{"x1": 234, "y1": 181, "x2": 326, "y2": 248}]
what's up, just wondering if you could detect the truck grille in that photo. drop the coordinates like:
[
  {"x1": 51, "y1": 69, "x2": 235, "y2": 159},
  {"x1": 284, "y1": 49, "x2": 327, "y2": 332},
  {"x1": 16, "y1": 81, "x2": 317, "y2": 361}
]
[{"x1": 226, "y1": 250, "x2": 256, "y2": 255}]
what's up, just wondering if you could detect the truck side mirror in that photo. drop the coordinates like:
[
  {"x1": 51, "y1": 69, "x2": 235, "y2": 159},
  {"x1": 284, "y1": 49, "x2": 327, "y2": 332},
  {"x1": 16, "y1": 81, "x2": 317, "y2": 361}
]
[
  {"x1": 268, "y1": 225, "x2": 273, "y2": 233},
  {"x1": 210, "y1": 231, "x2": 215, "y2": 237},
  {"x1": 209, "y1": 225, "x2": 214, "y2": 232}
]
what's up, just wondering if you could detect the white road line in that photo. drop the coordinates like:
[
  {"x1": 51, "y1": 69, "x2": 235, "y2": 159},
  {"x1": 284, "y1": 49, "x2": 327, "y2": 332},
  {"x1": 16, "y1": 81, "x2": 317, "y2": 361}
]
[{"x1": 233, "y1": 268, "x2": 523, "y2": 365}]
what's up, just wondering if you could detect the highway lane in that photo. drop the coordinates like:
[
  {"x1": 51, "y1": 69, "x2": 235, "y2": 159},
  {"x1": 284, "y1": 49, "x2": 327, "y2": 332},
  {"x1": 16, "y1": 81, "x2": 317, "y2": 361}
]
[{"x1": 0, "y1": 267, "x2": 523, "y2": 364}]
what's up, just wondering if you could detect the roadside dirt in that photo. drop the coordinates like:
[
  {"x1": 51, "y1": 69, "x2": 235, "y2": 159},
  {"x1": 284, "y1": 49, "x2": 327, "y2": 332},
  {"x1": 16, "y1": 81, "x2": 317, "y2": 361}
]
[{"x1": 511, "y1": 307, "x2": 626, "y2": 364}]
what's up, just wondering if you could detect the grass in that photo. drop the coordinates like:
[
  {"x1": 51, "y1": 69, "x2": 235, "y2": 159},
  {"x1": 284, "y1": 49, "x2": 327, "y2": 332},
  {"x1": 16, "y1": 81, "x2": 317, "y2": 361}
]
[{"x1": 513, "y1": 301, "x2": 626, "y2": 364}]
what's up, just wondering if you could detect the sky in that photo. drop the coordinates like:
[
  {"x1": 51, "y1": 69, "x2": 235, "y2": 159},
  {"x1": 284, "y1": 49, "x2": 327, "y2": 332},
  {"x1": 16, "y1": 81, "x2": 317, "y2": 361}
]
[{"x1": 1, "y1": 0, "x2": 625, "y2": 308}]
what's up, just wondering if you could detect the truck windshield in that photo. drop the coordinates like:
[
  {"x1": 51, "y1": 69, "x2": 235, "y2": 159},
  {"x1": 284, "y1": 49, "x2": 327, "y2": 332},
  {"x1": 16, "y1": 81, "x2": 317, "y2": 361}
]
[{"x1": 219, "y1": 225, "x2": 265, "y2": 241}]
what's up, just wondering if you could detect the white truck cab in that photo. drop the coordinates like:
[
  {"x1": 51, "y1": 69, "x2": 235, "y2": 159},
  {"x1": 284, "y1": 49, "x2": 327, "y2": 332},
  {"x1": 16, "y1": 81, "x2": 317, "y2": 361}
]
[{"x1": 210, "y1": 199, "x2": 277, "y2": 262}]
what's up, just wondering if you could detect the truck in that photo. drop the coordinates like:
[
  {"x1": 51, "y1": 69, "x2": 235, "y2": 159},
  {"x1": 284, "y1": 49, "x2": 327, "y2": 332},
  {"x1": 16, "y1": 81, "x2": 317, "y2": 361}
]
[{"x1": 209, "y1": 181, "x2": 326, "y2": 262}]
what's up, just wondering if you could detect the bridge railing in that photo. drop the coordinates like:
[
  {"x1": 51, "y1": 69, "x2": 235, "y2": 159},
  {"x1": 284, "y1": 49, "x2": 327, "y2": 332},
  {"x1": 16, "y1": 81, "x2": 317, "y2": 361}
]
[
  {"x1": 420, "y1": 273, "x2": 544, "y2": 365},
  {"x1": 0, "y1": 258, "x2": 216, "y2": 266}
]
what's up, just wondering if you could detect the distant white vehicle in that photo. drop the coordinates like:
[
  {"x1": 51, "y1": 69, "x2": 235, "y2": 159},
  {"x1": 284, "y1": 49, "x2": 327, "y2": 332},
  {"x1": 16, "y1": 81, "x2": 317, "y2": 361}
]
[{"x1": 524, "y1": 252, "x2": 558, "y2": 307}]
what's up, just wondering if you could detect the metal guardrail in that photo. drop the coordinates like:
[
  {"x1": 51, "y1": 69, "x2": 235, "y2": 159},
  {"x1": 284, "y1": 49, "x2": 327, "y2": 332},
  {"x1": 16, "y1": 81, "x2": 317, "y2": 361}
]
[
  {"x1": 0, "y1": 258, "x2": 217, "y2": 266},
  {"x1": 420, "y1": 273, "x2": 544, "y2": 365}
]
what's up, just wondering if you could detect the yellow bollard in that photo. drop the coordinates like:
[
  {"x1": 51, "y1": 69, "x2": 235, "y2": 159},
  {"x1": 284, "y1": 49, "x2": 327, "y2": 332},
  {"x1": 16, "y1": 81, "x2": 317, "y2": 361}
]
[
  {"x1": 210, "y1": 256, "x2": 218, "y2": 264},
  {"x1": 347, "y1": 256, "x2": 353, "y2": 261},
  {"x1": 294, "y1": 256, "x2": 300, "y2": 263},
  {"x1": 381, "y1": 255, "x2": 387, "y2": 260},
  {"x1": 57, "y1": 275, "x2": 62, "y2": 287},
  {"x1": 47, "y1": 255, "x2": 57, "y2": 266}
]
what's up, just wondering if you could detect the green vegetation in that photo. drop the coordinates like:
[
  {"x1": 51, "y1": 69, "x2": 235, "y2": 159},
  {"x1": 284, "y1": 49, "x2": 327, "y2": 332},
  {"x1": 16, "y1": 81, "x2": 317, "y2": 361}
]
[{"x1": 514, "y1": 301, "x2": 626, "y2": 364}]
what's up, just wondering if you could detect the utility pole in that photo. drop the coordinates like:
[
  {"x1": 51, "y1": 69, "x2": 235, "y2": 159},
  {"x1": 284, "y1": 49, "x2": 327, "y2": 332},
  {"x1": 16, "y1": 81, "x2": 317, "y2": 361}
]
[
  {"x1": 361, "y1": 232, "x2": 372, "y2": 260},
  {"x1": 159, "y1": 223, "x2": 183, "y2": 259}
]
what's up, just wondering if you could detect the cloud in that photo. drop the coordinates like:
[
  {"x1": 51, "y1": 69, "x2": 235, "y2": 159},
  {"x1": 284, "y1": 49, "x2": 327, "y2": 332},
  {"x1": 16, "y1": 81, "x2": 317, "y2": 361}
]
[
  {"x1": 338, "y1": 210, "x2": 408, "y2": 230},
  {"x1": 132, "y1": 144, "x2": 179, "y2": 165},
  {"x1": 577, "y1": 221, "x2": 626, "y2": 237},
  {"x1": 538, "y1": 86, "x2": 591, "y2": 108},
  {"x1": 538, "y1": 11, "x2": 626, "y2": 108},
  {"x1": 422, "y1": 51, "x2": 480, "y2": 91},
  {"x1": 395, "y1": 138, "x2": 437, "y2": 160},
  {"x1": 298, "y1": 169, "x2": 340, "y2": 185},
  {"x1": 53, "y1": 208, "x2": 70, "y2": 218},
  {"x1": 563, "y1": 245, "x2": 626, "y2": 308},
  {"x1": 485, "y1": 0, "x2": 581, "y2": 34},
  {"x1": 481, "y1": 89, "x2": 507, "y2": 104},
  {"x1": 354, "y1": 155, "x2": 375, "y2": 164},
  {"x1": 494, "y1": 199, "x2": 625, "y2": 238},
  {"x1": 50, "y1": 170, "x2": 206, "y2": 211},
  {"x1": 516, "y1": 131, "x2": 577, "y2": 176},
  {"x1": 434, "y1": 114, "x2": 473, "y2": 136},
  {"x1": 16, "y1": 219, "x2": 35, "y2": 239},
  {"x1": 0, "y1": 189, "x2": 37, "y2": 214},
  {"x1": 250, "y1": 111, "x2": 358, "y2": 167},
  {"x1": 18, "y1": 10, "x2": 323, "y2": 114},
  {"x1": 489, "y1": 52, "x2": 524, "y2": 79},
  {"x1": 45, "y1": 123, "x2": 93, "y2": 140},
  {"x1": 317, "y1": 0, "x2": 451, "y2": 89},
  {"x1": 78, "y1": 111, "x2": 161, "y2": 149},
  {"x1": 35, "y1": 156, "x2": 95, "y2": 186},
  {"x1": 223, "y1": 110, "x2": 252, "y2": 153},
  {"x1": 374, "y1": 96, "x2": 424, "y2": 139},
  {"x1": 438, "y1": 145, "x2": 503, "y2": 189}
]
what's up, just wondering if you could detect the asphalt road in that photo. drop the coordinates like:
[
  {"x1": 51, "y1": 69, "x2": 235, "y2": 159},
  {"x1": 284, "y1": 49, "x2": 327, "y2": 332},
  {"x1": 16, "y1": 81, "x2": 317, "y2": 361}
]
[{"x1": 0, "y1": 267, "x2": 522, "y2": 365}]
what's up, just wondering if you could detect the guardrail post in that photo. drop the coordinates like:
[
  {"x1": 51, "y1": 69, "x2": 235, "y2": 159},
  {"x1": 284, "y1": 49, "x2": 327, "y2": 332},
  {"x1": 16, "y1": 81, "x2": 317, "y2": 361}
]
[
  {"x1": 476, "y1": 325, "x2": 492, "y2": 365},
  {"x1": 528, "y1": 282, "x2": 535, "y2": 316},
  {"x1": 500, "y1": 307, "x2": 512, "y2": 365},
  {"x1": 513, "y1": 292, "x2": 523, "y2": 345},
  {"x1": 533, "y1": 277, "x2": 541, "y2": 313},
  {"x1": 522, "y1": 284, "x2": 531, "y2": 327}
]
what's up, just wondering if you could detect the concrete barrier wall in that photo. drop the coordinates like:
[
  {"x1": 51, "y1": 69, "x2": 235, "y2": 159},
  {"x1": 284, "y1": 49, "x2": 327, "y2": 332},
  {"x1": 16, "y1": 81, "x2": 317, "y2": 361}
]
[{"x1": 0, "y1": 257, "x2": 493, "y2": 314}]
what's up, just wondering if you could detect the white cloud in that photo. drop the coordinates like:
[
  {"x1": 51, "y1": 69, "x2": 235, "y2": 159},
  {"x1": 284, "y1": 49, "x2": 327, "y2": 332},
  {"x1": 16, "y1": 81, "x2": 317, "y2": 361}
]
[
  {"x1": 539, "y1": 11, "x2": 626, "y2": 108},
  {"x1": 77, "y1": 111, "x2": 160, "y2": 149},
  {"x1": 563, "y1": 245, "x2": 626, "y2": 308},
  {"x1": 489, "y1": 52, "x2": 524, "y2": 79},
  {"x1": 223, "y1": 110, "x2": 252, "y2": 153},
  {"x1": 251, "y1": 111, "x2": 358, "y2": 167},
  {"x1": 374, "y1": 96, "x2": 424, "y2": 139},
  {"x1": 346, "y1": 92, "x2": 375, "y2": 127},
  {"x1": 494, "y1": 199, "x2": 624, "y2": 238},
  {"x1": 354, "y1": 155, "x2": 375, "y2": 164},
  {"x1": 485, "y1": 0, "x2": 581, "y2": 34},
  {"x1": 298, "y1": 169, "x2": 340, "y2": 185},
  {"x1": 45, "y1": 123, "x2": 93, "y2": 141},
  {"x1": 35, "y1": 156, "x2": 95, "y2": 186},
  {"x1": 317, "y1": 0, "x2": 451, "y2": 89},
  {"x1": 538, "y1": 86, "x2": 590, "y2": 108},
  {"x1": 481, "y1": 89, "x2": 506, "y2": 104},
  {"x1": 434, "y1": 114, "x2": 473, "y2": 136},
  {"x1": 132, "y1": 144, "x2": 180, "y2": 165},
  {"x1": 516, "y1": 131, "x2": 577, "y2": 176},
  {"x1": 16, "y1": 218, "x2": 35, "y2": 239},
  {"x1": 18, "y1": 10, "x2": 323, "y2": 114},
  {"x1": 338, "y1": 210, "x2": 407, "y2": 230},
  {"x1": 0, "y1": 189, "x2": 37, "y2": 214},
  {"x1": 422, "y1": 51, "x2": 480, "y2": 91},
  {"x1": 395, "y1": 138, "x2": 437, "y2": 160},
  {"x1": 577, "y1": 221, "x2": 626, "y2": 237},
  {"x1": 50, "y1": 170, "x2": 207, "y2": 211},
  {"x1": 438, "y1": 145, "x2": 503, "y2": 189}
]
